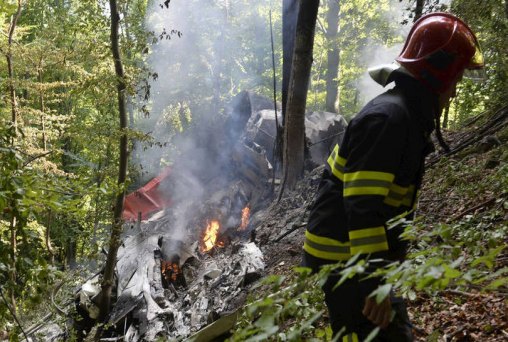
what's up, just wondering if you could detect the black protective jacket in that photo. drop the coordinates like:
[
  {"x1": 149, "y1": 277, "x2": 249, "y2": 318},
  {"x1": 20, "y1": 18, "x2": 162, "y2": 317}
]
[{"x1": 303, "y1": 74, "x2": 437, "y2": 270}]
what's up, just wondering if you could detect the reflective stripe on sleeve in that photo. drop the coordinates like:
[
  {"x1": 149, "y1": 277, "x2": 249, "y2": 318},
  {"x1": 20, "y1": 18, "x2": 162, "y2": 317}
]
[
  {"x1": 349, "y1": 226, "x2": 389, "y2": 254},
  {"x1": 327, "y1": 144, "x2": 346, "y2": 181},
  {"x1": 343, "y1": 171, "x2": 395, "y2": 197},
  {"x1": 304, "y1": 230, "x2": 351, "y2": 261}
]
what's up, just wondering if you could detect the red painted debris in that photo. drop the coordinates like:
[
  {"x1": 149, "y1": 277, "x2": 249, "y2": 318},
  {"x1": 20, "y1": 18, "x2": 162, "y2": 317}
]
[{"x1": 122, "y1": 167, "x2": 172, "y2": 221}]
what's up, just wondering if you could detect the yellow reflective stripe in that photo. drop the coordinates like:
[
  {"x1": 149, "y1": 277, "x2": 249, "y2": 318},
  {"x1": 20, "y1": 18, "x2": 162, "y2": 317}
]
[
  {"x1": 349, "y1": 226, "x2": 389, "y2": 254},
  {"x1": 303, "y1": 243, "x2": 351, "y2": 261},
  {"x1": 383, "y1": 196, "x2": 402, "y2": 207},
  {"x1": 327, "y1": 144, "x2": 346, "y2": 181},
  {"x1": 349, "y1": 226, "x2": 385, "y2": 239},
  {"x1": 331, "y1": 166, "x2": 344, "y2": 181},
  {"x1": 304, "y1": 230, "x2": 351, "y2": 260},
  {"x1": 401, "y1": 185, "x2": 416, "y2": 206},
  {"x1": 390, "y1": 183, "x2": 409, "y2": 195},
  {"x1": 344, "y1": 171, "x2": 395, "y2": 183},
  {"x1": 326, "y1": 145, "x2": 338, "y2": 168},
  {"x1": 350, "y1": 241, "x2": 389, "y2": 254},
  {"x1": 344, "y1": 186, "x2": 389, "y2": 197},
  {"x1": 305, "y1": 230, "x2": 349, "y2": 247},
  {"x1": 343, "y1": 171, "x2": 394, "y2": 197},
  {"x1": 336, "y1": 154, "x2": 346, "y2": 167},
  {"x1": 384, "y1": 183, "x2": 409, "y2": 207}
]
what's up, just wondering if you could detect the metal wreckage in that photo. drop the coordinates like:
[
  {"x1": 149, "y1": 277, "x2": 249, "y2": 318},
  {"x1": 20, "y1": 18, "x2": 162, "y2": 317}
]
[{"x1": 69, "y1": 91, "x2": 347, "y2": 341}]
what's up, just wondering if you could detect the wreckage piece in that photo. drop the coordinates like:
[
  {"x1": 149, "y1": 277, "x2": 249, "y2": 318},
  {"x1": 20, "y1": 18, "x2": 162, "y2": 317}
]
[
  {"x1": 78, "y1": 212, "x2": 265, "y2": 341},
  {"x1": 224, "y1": 90, "x2": 278, "y2": 144},
  {"x1": 243, "y1": 108, "x2": 347, "y2": 167},
  {"x1": 244, "y1": 109, "x2": 282, "y2": 163},
  {"x1": 232, "y1": 141, "x2": 272, "y2": 182},
  {"x1": 123, "y1": 167, "x2": 173, "y2": 221},
  {"x1": 305, "y1": 111, "x2": 347, "y2": 165}
]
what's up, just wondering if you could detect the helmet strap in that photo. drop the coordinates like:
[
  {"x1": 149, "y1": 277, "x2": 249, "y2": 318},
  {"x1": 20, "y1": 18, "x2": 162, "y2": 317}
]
[{"x1": 434, "y1": 115, "x2": 451, "y2": 154}]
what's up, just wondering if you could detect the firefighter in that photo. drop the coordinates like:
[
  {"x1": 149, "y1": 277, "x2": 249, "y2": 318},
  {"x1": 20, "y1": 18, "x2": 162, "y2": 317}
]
[{"x1": 302, "y1": 13, "x2": 484, "y2": 341}]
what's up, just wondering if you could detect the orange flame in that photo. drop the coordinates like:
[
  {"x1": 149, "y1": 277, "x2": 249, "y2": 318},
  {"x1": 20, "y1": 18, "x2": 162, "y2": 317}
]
[
  {"x1": 238, "y1": 206, "x2": 250, "y2": 231},
  {"x1": 201, "y1": 220, "x2": 220, "y2": 252},
  {"x1": 161, "y1": 261, "x2": 180, "y2": 283}
]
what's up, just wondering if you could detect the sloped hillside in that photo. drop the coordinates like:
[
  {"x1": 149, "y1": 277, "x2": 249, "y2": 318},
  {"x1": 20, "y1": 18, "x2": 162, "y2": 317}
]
[{"x1": 241, "y1": 105, "x2": 508, "y2": 341}]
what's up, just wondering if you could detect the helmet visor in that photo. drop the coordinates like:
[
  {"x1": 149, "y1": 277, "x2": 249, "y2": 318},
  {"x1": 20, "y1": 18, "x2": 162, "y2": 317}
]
[
  {"x1": 464, "y1": 40, "x2": 485, "y2": 81},
  {"x1": 464, "y1": 67, "x2": 487, "y2": 82}
]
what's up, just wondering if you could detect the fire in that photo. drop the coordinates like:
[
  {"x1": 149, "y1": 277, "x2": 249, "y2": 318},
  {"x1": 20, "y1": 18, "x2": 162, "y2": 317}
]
[
  {"x1": 161, "y1": 261, "x2": 180, "y2": 283},
  {"x1": 238, "y1": 206, "x2": 250, "y2": 231},
  {"x1": 201, "y1": 220, "x2": 221, "y2": 252}
]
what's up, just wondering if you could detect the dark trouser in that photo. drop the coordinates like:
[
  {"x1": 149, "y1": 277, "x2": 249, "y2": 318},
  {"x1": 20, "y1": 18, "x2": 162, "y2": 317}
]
[{"x1": 322, "y1": 274, "x2": 413, "y2": 342}]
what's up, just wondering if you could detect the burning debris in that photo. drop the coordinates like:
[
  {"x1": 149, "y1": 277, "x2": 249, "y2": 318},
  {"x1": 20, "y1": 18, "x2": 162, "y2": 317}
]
[
  {"x1": 71, "y1": 91, "x2": 345, "y2": 341},
  {"x1": 201, "y1": 220, "x2": 222, "y2": 253}
]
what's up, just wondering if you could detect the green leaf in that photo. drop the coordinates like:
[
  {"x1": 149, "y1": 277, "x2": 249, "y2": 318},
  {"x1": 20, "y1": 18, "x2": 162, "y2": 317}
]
[
  {"x1": 369, "y1": 284, "x2": 392, "y2": 304},
  {"x1": 363, "y1": 327, "x2": 380, "y2": 342}
]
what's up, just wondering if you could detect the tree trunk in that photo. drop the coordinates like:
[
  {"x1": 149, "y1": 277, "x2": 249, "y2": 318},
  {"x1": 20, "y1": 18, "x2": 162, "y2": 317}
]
[
  {"x1": 38, "y1": 64, "x2": 47, "y2": 151},
  {"x1": 325, "y1": 0, "x2": 340, "y2": 113},
  {"x1": 414, "y1": 0, "x2": 424, "y2": 22},
  {"x1": 45, "y1": 212, "x2": 55, "y2": 265},
  {"x1": 9, "y1": 216, "x2": 17, "y2": 315},
  {"x1": 98, "y1": 0, "x2": 129, "y2": 322},
  {"x1": 282, "y1": 0, "x2": 299, "y2": 119},
  {"x1": 281, "y1": 0, "x2": 320, "y2": 192},
  {"x1": 6, "y1": 0, "x2": 23, "y2": 137},
  {"x1": 6, "y1": 0, "x2": 23, "y2": 316}
]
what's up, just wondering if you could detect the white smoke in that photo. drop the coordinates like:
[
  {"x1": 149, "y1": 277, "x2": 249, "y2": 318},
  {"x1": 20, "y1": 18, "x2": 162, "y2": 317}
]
[
  {"x1": 134, "y1": 0, "x2": 277, "y2": 241},
  {"x1": 356, "y1": 0, "x2": 410, "y2": 105}
]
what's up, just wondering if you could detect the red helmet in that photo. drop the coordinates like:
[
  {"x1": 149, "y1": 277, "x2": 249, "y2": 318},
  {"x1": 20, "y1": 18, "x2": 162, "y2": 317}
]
[{"x1": 396, "y1": 12, "x2": 484, "y2": 94}]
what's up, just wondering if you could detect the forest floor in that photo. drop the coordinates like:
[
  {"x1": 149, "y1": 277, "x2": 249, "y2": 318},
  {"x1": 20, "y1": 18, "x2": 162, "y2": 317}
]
[
  {"x1": 254, "y1": 106, "x2": 508, "y2": 341},
  {"x1": 12, "y1": 107, "x2": 507, "y2": 342}
]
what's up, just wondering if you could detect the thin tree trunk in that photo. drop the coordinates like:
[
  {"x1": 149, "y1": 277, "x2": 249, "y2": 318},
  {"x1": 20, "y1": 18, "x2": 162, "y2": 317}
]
[
  {"x1": 45, "y1": 212, "x2": 55, "y2": 265},
  {"x1": 9, "y1": 215, "x2": 17, "y2": 315},
  {"x1": 281, "y1": 0, "x2": 320, "y2": 192},
  {"x1": 38, "y1": 64, "x2": 47, "y2": 151},
  {"x1": 98, "y1": 0, "x2": 129, "y2": 322},
  {"x1": 414, "y1": 0, "x2": 424, "y2": 22},
  {"x1": 6, "y1": 0, "x2": 23, "y2": 317},
  {"x1": 6, "y1": 0, "x2": 23, "y2": 136},
  {"x1": 325, "y1": 0, "x2": 340, "y2": 112}
]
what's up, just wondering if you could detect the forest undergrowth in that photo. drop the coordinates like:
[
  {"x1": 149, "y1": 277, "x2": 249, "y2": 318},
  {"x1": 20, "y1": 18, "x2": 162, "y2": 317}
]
[{"x1": 230, "y1": 108, "x2": 508, "y2": 341}]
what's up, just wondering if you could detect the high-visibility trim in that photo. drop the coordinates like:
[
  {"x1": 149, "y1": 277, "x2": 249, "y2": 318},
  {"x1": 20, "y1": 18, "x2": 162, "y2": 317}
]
[
  {"x1": 349, "y1": 226, "x2": 389, "y2": 254},
  {"x1": 304, "y1": 243, "x2": 351, "y2": 261},
  {"x1": 384, "y1": 183, "x2": 410, "y2": 207},
  {"x1": 344, "y1": 179, "x2": 392, "y2": 197},
  {"x1": 384, "y1": 196, "x2": 402, "y2": 207},
  {"x1": 401, "y1": 185, "x2": 416, "y2": 207},
  {"x1": 305, "y1": 239, "x2": 350, "y2": 253},
  {"x1": 344, "y1": 171, "x2": 395, "y2": 183},
  {"x1": 304, "y1": 230, "x2": 351, "y2": 261},
  {"x1": 327, "y1": 144, "x2": 346, "y2": 181},
  {"x1": 389, "y1": 183, "x2": 409, "y2": 195},
  {"x1": 344, "y1": 186, "x2": 389, "y2": 197},
  {"x1": 342, "y1": 332, "x2": 359, "y2": 342},
  {"x1": 350, "y1": 241, "x2": 389, "y2": 254},
  {"x1": 343, "y1": 171, "x2": 395, "y2": 197},
  {"x1": 305, "y1": 230, "x2": 349, "y2": 247},
  {"x1": 350, "y1": 235, "x2": 387, "y2": 246},
  {"x1": 349, "y1": 226, "x2": 385, "y2": 239}
]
